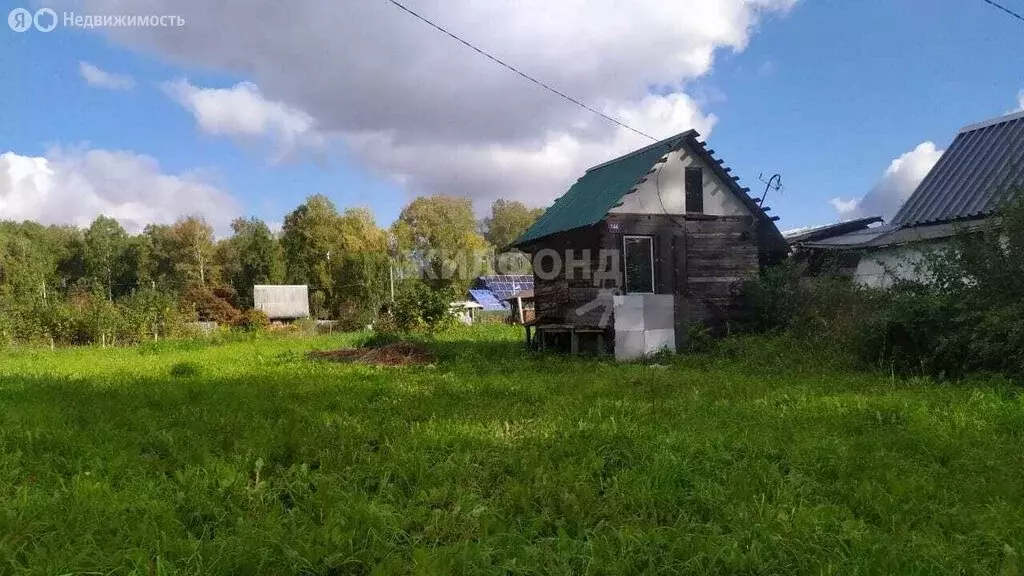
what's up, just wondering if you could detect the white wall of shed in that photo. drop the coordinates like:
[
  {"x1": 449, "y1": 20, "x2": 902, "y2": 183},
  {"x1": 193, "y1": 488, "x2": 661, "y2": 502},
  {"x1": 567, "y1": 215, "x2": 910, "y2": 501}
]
[
  {"x1": 608, "y1": 148, "x2": 751, "y2": 217},
  {"x1": 253, "y1": 285, "x2": 311, "y2": 319},
  {"x1": 853, "y1": 241, "x2": 951, "y2": 288}
]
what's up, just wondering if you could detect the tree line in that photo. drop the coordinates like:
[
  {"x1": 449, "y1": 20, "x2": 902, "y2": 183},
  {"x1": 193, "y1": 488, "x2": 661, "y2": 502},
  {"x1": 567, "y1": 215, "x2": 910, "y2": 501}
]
[{"x1": 0, "y1": 195, "x2": 543, "y2": 345}]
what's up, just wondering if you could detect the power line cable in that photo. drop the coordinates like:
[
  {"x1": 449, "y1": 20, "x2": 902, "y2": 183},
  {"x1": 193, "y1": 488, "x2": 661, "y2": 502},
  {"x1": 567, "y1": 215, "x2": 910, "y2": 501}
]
[
  {"x1": 383, "y1": 0, "x2": 660, "y2": 142},
  {"x1": 977, "y1": 0, "x2": 1024, "y2": 24}
]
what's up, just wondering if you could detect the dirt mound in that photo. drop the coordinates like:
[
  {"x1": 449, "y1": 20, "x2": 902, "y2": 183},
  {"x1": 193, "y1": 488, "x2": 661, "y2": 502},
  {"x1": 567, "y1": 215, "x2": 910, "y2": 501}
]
[{"x1": 309, "y1": 341, "x2": 433, "y2": 366}]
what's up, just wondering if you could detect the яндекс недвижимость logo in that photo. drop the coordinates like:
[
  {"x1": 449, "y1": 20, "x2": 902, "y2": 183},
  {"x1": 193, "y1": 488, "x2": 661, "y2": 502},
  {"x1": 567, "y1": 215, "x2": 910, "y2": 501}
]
[
  {"x1": 8, "y1": 7, "x2": 57, "y2": 32},
  {"x1": 7, "y1": 7, "x2": 184, "y2": 32}
]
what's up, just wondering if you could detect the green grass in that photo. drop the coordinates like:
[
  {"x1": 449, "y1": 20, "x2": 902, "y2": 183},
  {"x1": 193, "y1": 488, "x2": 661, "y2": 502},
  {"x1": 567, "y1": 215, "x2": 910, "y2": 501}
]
[{"x1": 0, "y1": 326, "x2": 1022, "y2": 575}]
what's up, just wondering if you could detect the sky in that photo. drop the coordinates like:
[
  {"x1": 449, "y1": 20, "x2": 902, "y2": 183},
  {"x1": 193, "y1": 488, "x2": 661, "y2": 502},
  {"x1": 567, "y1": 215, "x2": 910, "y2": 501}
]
[{"x1": 1, "y1": 0, "x2": 1023, "y2": 235}]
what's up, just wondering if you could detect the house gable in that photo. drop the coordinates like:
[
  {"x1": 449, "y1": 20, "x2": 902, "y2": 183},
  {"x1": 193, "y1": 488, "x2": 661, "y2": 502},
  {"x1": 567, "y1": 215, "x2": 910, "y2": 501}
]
[
  {"x1": 513, "y1": 130, "x2": 782, "y2": 251},
  {"x1": 609, "y1": 144, "x2": 752, "y2": 217}
]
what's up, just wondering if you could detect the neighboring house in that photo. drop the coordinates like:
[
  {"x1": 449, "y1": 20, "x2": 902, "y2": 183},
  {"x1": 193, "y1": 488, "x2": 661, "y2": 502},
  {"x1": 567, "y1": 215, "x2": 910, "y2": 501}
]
[
  {"x1": 465, "y1": 275, "x2": 534, "y2": 311},
  {"x1": 253, "y1": 285, "x2": 310, "y2": 320},
  {"x1": 512, "y1": 130, "x2": 788, "y2": 360},
  {"x1": 791, "y1": 111, "x2": 1024, "y2": 287}
]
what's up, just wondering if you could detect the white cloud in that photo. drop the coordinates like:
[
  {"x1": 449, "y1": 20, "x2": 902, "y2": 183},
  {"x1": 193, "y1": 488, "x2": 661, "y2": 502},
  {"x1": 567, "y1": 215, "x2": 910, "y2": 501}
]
[
  {"x1": 67, "y1": 0, "x2": 797, "y2": 207},
  {"x1": 1014, "y1": 90, "x2": 1024, "y2": 113},
  {"x1": 78, "y1": 61, "x2": 135, "y2": 90},
  {"x1": 830, "y1": 141, "x2": 944, "y2": 221},
  {"x1": 163, "y1": 80, "x2": 326, "y2": 160},
  {"x1": 0, "y1": 147, "x2": 240, "y2": 233},
  {"x1": 828, "y1": 197, "x2": 858, "y2": 216}
]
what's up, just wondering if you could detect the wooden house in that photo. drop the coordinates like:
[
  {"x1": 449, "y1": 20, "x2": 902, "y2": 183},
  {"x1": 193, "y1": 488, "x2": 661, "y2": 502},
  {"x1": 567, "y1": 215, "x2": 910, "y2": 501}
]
[{"x1": 511, "y1": 130, "x2": 787, "y2": 360}]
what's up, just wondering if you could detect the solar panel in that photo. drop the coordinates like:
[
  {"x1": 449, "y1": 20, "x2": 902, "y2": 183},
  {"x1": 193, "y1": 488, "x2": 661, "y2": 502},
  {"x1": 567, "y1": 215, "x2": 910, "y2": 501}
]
[
  {"x1": 471, "y1": 276, "x2": 533, "y2": 303},
  {"x1": 467, "y1": 289, "x2": 507, "y2": 311}
]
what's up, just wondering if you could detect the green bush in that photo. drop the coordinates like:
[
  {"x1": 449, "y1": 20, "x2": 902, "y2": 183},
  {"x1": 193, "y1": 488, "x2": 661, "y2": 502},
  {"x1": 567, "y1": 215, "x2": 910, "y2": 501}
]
[
  {"x1": 236, "y1": 308, "x2": 271, "y2": 332},
  {"x1": 386, "y1": 281, "x2": 455, "y2": 334},
  {"x1": 743, "y1": 192, "x2": 1024, "y2": 382}
]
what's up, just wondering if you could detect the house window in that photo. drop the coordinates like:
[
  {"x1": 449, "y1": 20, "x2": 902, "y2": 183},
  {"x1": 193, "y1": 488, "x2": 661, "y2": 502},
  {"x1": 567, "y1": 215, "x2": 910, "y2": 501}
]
[
  {"x1": 623, "y1": 235, "x2": 655, "y2": 293},
  {"x1": 685, "y1": 167, "x2": 704, "y2": 213}
]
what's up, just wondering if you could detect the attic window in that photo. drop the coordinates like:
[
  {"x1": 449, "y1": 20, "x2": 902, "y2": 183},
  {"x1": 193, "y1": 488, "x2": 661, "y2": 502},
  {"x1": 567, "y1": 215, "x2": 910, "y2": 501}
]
[
  {"x1": 623, "y1": 236, "x2": 654, "y2": 294},
  {"x1": 685, "y1": 167, "x2": 704, "y2": 213}
]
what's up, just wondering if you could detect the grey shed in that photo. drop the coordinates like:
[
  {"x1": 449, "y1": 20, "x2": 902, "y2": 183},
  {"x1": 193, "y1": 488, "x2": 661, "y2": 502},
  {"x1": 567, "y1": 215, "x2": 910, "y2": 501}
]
[{"x1": 253, "y1": 285, "x2": 310, "y2": 320}]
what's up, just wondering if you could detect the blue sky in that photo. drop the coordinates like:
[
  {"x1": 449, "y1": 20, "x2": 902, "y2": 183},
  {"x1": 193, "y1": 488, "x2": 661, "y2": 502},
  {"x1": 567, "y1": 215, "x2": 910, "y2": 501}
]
[{"x1": 1, "y1": 0, "x2": 1022, "y2": 233}]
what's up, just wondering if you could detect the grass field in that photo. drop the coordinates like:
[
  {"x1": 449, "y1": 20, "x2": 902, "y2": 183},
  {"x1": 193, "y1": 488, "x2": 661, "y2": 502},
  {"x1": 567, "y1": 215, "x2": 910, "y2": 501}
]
[{"x1": 1, "y1": 326, "x2": 1023, "y2": 575}]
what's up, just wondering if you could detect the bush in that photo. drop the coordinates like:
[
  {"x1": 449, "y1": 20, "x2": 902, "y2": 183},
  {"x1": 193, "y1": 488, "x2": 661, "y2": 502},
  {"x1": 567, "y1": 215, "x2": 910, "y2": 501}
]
[
  {"x1": 385, "y1": 281, "x2": 455, "y2": 334},
  {"x1": 181, "y1": 284, "x2": 243, "y2": 324},
  {"x1": 743, "y1": 192, "x2": 1024, "y2": 382},
  {"x1": 235, "y1": 309, "x2": 271, "y2": 332}
]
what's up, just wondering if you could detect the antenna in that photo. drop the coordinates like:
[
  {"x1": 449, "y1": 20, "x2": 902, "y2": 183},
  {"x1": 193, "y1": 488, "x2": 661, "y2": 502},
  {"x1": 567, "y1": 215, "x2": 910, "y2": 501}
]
[{"x1": 757, "y1": 173, "x2": 783, "y2": 207}]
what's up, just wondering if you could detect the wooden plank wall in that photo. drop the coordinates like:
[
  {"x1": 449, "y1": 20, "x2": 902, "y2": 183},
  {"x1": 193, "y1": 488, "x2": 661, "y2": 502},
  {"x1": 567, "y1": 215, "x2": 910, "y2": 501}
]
[
  {"x1": 604, "y1": 213, "x2": 760, "y2": 339},
  {"x1": 682, "y1": 216, "x2": 760, "y2": 333},
  {"x1": 525, "y1": 225, "x2": 605, "y2": 325},
  {"x1": 525, "y1": 214, "x2": 761, "y2": 339}
]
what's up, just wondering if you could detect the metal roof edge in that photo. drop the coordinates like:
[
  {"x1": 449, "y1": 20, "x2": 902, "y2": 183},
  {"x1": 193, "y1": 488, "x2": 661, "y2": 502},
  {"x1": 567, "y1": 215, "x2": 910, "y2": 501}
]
[
  {"x1": 784, "y1": 216, "x2": 885, "y2": 244},
  {"x1": 958, "y1": 109, "x2": 1024, "y2": 134}
]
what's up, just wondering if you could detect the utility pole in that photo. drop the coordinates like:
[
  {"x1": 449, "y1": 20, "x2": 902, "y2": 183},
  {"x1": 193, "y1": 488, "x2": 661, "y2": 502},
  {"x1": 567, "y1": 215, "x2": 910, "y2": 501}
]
[
  {"x1": 389, "y1": 261, "x2": 395, "y2": 303},
  {"x1": 387, "y1": 231, "x2": 398, "y2": 303}
]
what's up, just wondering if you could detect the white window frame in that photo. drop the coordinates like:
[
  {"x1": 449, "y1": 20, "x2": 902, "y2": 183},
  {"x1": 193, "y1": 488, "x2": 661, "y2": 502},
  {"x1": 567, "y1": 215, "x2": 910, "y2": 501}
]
[{"x1": 623, "y1": 235, "x2": 655, "y2": 294}]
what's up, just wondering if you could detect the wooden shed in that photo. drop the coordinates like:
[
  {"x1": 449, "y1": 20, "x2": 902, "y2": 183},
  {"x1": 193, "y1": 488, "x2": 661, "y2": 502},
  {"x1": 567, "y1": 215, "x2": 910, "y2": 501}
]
[
  {"x1": 511, "y1": 130, "x2": 787, "y2": 360},
  {"x1": 253, "y1": 285, "x2": 311, "y2": 320}
]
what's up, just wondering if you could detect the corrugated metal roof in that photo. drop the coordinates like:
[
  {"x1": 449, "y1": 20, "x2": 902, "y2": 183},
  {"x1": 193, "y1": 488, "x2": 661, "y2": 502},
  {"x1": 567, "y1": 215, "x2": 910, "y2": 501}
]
[
  {"x1": 513, "y1": 130, "x2": 784, "y2": 250},
  {"x1": 797, "y1": 224, "x2": 897, "y2": 250},
  {"x1": 784, "y1": 216, "x2": 884, "y2": 244},
  {"x1": 796, "y1": 219, "x2": 992, "y2": 250},
  {"x1": 253, "y1": 285, "x2": 310, "y2": 319},
  {"x1": 891, "y1": 110, "x2": 1024, "y2": 227}
]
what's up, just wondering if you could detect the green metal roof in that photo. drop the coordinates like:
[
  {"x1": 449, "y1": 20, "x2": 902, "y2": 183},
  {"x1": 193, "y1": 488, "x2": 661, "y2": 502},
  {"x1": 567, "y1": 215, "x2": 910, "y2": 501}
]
[{"x1": 514, "y1": 131, "x2": 694, "y2": 247}]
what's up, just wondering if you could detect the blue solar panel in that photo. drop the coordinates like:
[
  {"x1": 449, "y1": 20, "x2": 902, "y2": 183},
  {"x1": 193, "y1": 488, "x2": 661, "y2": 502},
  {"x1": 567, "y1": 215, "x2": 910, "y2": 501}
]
[
  {"x1": 476, "y1": 275, "x2": 533, "y2": 301},
  {"x1": 467, "y1": 289, "x2": 507, "y2": 311}
]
